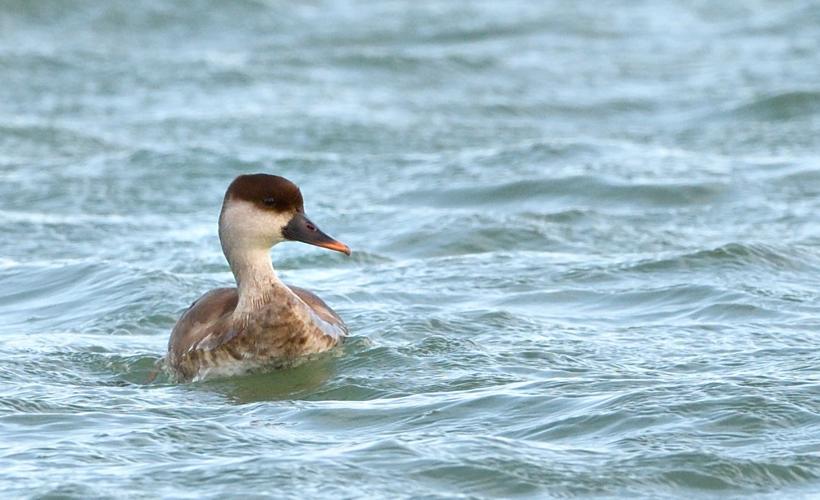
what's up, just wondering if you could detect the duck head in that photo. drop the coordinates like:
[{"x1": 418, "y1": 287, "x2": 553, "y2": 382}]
[{"x1": 218, "y1": 173, "x2": 351, "y2": 257}]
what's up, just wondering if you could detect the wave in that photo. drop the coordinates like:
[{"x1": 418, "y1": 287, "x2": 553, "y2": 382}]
[
  {"x1": 623, "y1": 243, "x2": 819, "y2": 274},
  {"x1": 388, "y1": 176, "x2": 728, "y2": 210},
  {"x1": 714, "y1": 91, "x2": 820, "y2": 122},
  {"x1": 0, "y1": 261, "x2": 188, "y2": 335},
  {"x1": 0, "y1": 122, "x2": 118, "y2": 158}
]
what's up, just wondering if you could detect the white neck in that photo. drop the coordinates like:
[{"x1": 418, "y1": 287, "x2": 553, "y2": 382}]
[
  {"x1": 227, "y1": 246, "x2": 282, "y2": 311},
  {"x1": 218, "y1": 200, "x2": 289, "y2": 313}
]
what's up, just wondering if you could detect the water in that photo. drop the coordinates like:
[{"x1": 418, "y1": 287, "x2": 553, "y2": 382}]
[{"x1": 1, "y1": 1, "x2": 819, "y2": 498}]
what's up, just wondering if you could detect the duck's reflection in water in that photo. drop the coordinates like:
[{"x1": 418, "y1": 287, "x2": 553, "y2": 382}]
[{"x1": 197, "y1": 353, "x2": 339, "y2": 403}]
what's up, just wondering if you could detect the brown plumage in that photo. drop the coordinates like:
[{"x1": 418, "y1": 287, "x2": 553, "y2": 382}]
[
  {"x1": 225, "y1": 173, "x2": 305, "y2": 213},
  {"x1": 164, "y1": 174, "x2": 351, "y2": 382}
]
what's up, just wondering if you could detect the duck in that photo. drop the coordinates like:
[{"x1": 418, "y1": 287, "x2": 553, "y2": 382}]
[{"x1": 165, "y1": 174, "x2": 351, "y2": 382}]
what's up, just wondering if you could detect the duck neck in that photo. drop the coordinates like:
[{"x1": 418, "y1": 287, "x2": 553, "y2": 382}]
[{"x1": 224, "y1": 245, "x2": 282, "y2": 313}]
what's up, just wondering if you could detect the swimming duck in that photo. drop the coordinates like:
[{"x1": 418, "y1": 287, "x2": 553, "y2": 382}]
[{"x1": 165, "y1": 174, "x2": 350, "y2": 382}]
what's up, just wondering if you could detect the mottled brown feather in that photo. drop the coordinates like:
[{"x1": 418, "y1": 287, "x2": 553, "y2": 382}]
[
  {"x1": 166, "y1": 283, "x2": 347, "y2": 381},
  {"x1": 289, "y1": 285, "x2": 347, "y2": 327}
]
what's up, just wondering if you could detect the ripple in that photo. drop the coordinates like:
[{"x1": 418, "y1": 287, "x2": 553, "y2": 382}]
[
  {"x1": 389, "y1": 176, "x2": 729, "y2": 210},
  {"x1": 727, "y1": 91, "x2": 820, "y2": 122},
  {"x1": 625, "y1": 243, "x2": 819, "y2": 274},
  {"x1": 0, "y1": 261, "x2": 188, "y2": 334},
  {"x1": 2, "y1": 0, "x2": 820, "y2": 497},
  {"x1": 0, "y1": 122, "x2": 118, "y2": 158}
]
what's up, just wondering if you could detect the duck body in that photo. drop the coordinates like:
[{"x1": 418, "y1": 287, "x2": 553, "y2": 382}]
[
  {"x1": 167, "y1": 284, "x2": 346, "y2": 381},
  {"x1": 165, "y1": 174, "x2": 351, "y2": 382}
]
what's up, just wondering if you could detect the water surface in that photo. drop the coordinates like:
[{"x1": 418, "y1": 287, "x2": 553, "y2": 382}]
[{"x1": 1, "y1": 1, "x2": 819, "y2": 498}]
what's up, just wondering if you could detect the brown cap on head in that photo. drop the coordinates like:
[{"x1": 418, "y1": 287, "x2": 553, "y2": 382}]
[{"x1": 224, "y1": 174, "x2": 304, "y2": 213}]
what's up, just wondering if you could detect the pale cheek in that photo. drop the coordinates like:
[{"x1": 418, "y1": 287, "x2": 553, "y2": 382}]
[
  {"x1": 240, "y1": 214, "x2": 287, "y2": 248},
  {"x1": 264, "y1": 212, "x2": 292, "y2": 245},
  {"x1": 221, "y1": 202, "x2": 291, "y2": 249}
]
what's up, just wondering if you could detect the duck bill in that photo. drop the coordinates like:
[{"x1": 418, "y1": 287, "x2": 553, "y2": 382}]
[{"x1": 282, "y1": 212, "x2": 351, "y2": 256}]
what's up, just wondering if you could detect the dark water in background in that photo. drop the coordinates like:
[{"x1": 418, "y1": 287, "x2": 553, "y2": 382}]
[{"x1": 1, "y1": 1, "x2": 819, "y2": 498}]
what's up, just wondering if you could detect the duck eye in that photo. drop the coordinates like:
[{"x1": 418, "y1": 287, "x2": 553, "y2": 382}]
[{"x1": 263, "y1": 197, "x2": 276, "y2": 206}]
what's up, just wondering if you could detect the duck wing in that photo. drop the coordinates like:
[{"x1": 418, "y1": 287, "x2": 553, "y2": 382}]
[
  {"x1": 167, "y1": 287, "x2": 238, "y2": 363},
  {"x1": 287, "y1": 284, "x2": 348, "y2": 335}
]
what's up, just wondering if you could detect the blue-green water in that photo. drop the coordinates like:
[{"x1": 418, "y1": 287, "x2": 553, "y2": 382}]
[{"x1": 1, "y1": 1, "x2": 820, "y2": 498}]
